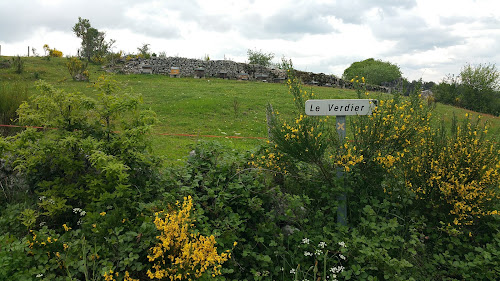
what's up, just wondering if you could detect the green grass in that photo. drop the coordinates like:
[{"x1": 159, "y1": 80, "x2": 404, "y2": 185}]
[{"x1": 1, "y1": 56, "x2": 499, "y2": 163}]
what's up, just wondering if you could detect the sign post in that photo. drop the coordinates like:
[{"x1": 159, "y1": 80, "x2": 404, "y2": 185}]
[{"x1": 305, "y1": 99, "x2": 377, "y2": 225}]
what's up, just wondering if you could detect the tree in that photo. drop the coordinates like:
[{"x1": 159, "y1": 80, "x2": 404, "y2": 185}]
[
  {"x1": 247, "y1": 49, "x2": 274, "y2": 67},
  {"x1": 459, "y1": 63, "x2": 500, "y2": 114},
  {"x1": 343, "y1": 58, "x2": 402, "y2": 86},
  {"x1": 73, "y1": 17, "x2": 114, "y2": 63},
  {"x1": 137, "y1": 43, "x2": 151, "y2": 59}
]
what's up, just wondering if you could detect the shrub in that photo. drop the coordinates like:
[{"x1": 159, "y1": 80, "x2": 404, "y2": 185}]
[
  {"x1": 11, "y1": 56, "x2": 24, "y2": 74},
  {"x1": 1, "y1": 77, "x2": 159, "y2": 225},
  {"x1": 247, "y1": 49, "x2": 274, "y2": 67},
  {"x1": 66, "y1": 57, "x2": 89, "y2": 81},
  {"x1": 147, "y1": 196, "x2": 232, "y2": 280},
  {"x1": 343, "y1": 58, "x2": 402, "y2": 86},
  {"x1": 43, "y1": 44, "x2": 63, "y2": 58}
]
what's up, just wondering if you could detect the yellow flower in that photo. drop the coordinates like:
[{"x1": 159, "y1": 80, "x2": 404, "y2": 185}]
[
  {"x1": 62, "y1": 224, "x2": 71, "y2": 232},
  {"x1": 100, "y1": 212, "x2": 106, "y2": 216}
]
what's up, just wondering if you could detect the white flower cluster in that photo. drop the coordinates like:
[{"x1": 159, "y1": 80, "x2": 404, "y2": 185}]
[
  {"x1": 73, "y1": 207, "x2": 86, "y2": 216},
  {"x1": 330, "y1": 265, "x2": 345, "y2": 274}
]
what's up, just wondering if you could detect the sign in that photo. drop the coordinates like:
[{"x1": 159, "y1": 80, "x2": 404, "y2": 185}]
[
  {"x1": 303, "y1": 99, "x2": 377, "y2": 226},
  {"x1": 305, "y1": 99, "x2": 377, "y2": 116}
]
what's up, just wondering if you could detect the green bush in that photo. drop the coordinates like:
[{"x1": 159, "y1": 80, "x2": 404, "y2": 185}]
[
  {"x1": 247, "y1": 49, "x2": 274, "y2": 67},
  {"x1": 66, "y1": 57, "x2": 89, "y2": 81},
  {"x1": 343, "y1": 58, "x2": 402, "y2": 86},
  {"x1": 1, "y1": 76, "x2": 160, "y2": 224},
  {"x1": 11, "y1": 56, "x2": 24, "y2": 74}
]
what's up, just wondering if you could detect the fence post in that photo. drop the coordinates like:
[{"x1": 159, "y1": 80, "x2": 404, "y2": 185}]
[{"x1": 336, "y1": 115, "x2": 347, "y2": 225}]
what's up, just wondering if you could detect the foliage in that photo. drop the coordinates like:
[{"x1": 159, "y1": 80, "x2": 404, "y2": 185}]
[
  {"x1": 43, "y1": 44, "x2": 63, "y2": 58},
  {"x1": 169, "y1": 140, "x2": 302, "y2": 280},
  {"x1": 1, "y1": 57, "x2": 499, "y2": 280},
  {"x1": 0, "y1": 81, "x2": 29, "y2": 129},
  {"x1": 147, "y1": 196, "x2": 232, "y2": 280},
  {"x1": 73, "y1": 17, "x2": 115, "y2": 63},
  {"x1": 66, "y1": 57, "x2": 89, "y2": 81},
  {"x1": 247, "y1": 49, "x2": 275, "y2": 67},
  {"x1": 259, "y1": 61, "x2": 499, "y2": 280},
  {"x1": 434, "y1": 63, "x2": 500, "y2": 116},
  {"x1": 385, "y1": 114, "x2": 500, "y2": 230},
  {"x1": 343, "y1": 58, "x2": 402, "y2": 86},
  {"x1": 1, "y1": 76, "x2": 159, "y2": 223},
  {"x1": 460, "y1": 63, "x2": 500, "y2": 115},
  {"x1": 11, "y1": 56, "x2": 24, "y2": 74},
  {"x1": 137, "y1": 44, "x2": 151, "y2": 59}
]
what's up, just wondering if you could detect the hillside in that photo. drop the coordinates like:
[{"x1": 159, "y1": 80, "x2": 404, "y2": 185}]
[{"x1": 1, "y1": 56, "x2": 499, "y2": 162}]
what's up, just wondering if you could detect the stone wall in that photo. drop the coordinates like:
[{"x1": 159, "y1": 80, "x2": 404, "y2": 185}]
[
  {"x1": 113, "y1": 57, "x2": 286, "y2": 81},
  {"x1": 109, "y1": 57, "x2": 393, "y2": 93}
]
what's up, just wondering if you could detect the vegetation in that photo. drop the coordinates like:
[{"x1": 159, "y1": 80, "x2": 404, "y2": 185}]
[
  {"x1": 43, "y1": 44, "x2": 63, "y2": 58},
  {"x1": 0, "y1": 56, "x2": 499, "y2": 280},
  {"x1": 247, "y1": 49, "x2": 275, "y2": 67},
  {"x1": 434, "y1": 63, "x2": 500, "y2": 116},
  {"x1": 343, "y1": 58, "x2": 402, "y2": 86},
  {"x1": 66, "y1": 57, "x2": 89, "y2": 81},
  {"x1": 137, "y1": 44, "x2": 152, "y2": 59},
  {"x1": 73, "y1": 17, "x2": 115, "y2": 63},
  {"x1": 0, "y1": 81, "x2": 29, "y2": 134},
  {"x1": 11, "y1": 56, "x2": 24, "y2": 74}
]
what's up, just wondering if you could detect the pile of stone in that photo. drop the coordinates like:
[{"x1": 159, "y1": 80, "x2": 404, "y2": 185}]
[
  {"x1": 114, "y1": 57, "x2": 286, "y2": 81},
  {"x1": 108, "y1": 56, "x2": 392, "y2": 93}
]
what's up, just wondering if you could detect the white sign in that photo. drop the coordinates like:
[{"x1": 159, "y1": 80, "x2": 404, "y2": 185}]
[{"x1": 305, "y1": 99, "x2": 377, "y2": 116}]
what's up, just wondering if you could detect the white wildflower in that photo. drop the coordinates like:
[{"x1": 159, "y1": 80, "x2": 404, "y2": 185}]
[
  {"x1": 318, "y1": 241, "x2": 327, "y2": 248},
  {"x1": 302, "y1": 237, "x2": 310, "y2": 244}
]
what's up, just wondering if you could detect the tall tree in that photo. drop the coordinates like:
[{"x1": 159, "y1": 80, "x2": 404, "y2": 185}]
[{"x1": 73, "y1": 17, "x2": 113, "y2": 63}]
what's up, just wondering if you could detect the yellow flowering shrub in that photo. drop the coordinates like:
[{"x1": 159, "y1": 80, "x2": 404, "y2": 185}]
[
  {"x1": 399, "y1": 116, "x2": 500, "y2": 229},
  {"x1": 267, "y1": 61, "x2": 332, "y2": 165},
  {"x1": 147, "y1": 196, "x2": 231, "y2": 280}
]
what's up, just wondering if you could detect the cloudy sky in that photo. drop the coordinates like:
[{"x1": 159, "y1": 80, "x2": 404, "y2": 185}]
[{"x1": 1, "y1": 0, "x2": 499, "y2": 82}]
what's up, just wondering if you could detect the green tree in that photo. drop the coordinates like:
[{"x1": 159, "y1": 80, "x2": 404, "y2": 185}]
[
  {"x1": 137, "y1": 43, "x2": 151, "y2": 59},
  {"x1": 459, "y1": 63, "x2": 500, "y2": 114},
  {"x1": 342, "y1": 58, "x2": 402, "y2": 86},
  {"x1": 247, "y1": 49, "x2": 274, "y2": 67},
  {"x1": 73, "y1": 17, "x2": 114, "y2": 63}
]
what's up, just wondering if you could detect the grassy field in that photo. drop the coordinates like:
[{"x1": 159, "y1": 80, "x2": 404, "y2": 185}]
[{"x1": 1, "y1": 56, "x2": 499, "y2": 163}]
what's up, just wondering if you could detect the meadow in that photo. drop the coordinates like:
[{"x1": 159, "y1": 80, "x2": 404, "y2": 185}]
[{"x1": 2, "y1": 57, "x2": 499, "y2": 162}]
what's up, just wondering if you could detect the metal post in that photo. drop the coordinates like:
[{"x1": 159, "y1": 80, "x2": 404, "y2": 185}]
[{"x1": 336, "y1": 115, "x2": 347, "y2": 225}]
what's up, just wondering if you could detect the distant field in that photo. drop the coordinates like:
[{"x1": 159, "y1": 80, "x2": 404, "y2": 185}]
[{"x1": 1, "y1": 56, "x2": 499, "y2": 163}]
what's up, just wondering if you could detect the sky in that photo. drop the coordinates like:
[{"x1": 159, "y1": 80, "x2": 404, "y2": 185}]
[{"x1": 1, "y1": 0, "x2": 499, "y2": 82}]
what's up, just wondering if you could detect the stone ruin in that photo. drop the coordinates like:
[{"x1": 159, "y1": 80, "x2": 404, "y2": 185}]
[{"x1": 107, "y1": 56, "x2": 393, "y2": 93}]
